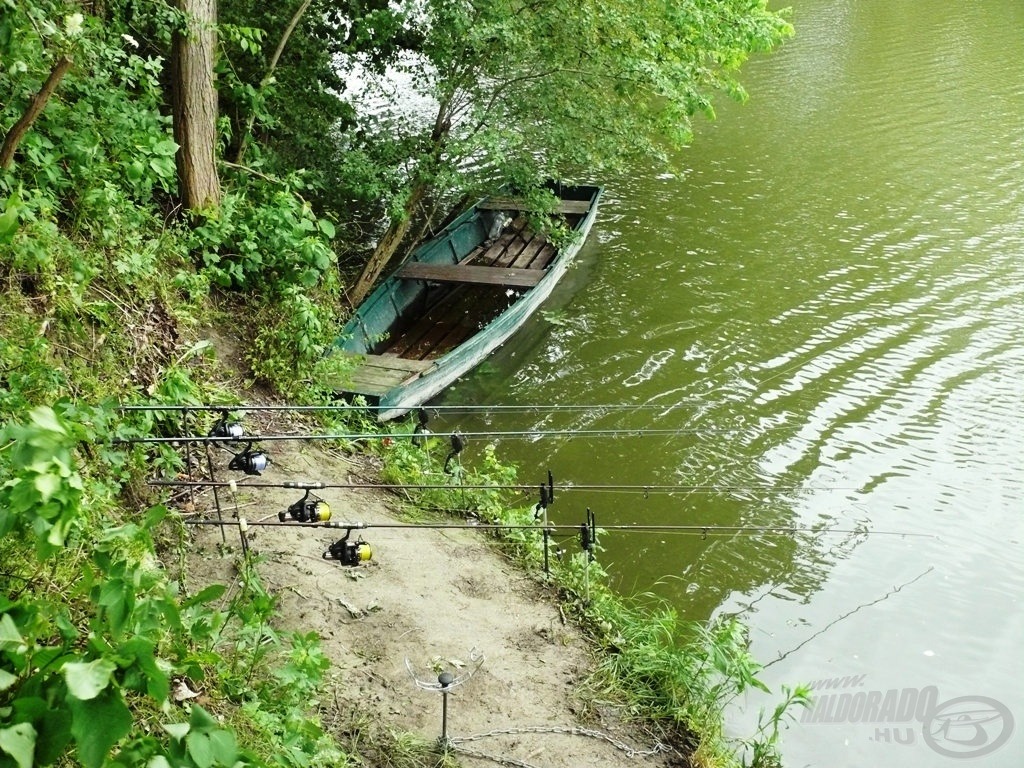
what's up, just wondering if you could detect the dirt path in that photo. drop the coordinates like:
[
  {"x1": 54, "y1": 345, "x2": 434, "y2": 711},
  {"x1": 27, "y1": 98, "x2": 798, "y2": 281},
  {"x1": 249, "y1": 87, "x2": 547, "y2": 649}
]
[{"x1": 184, "y1": 436, "x2": 677, "y2": 768}]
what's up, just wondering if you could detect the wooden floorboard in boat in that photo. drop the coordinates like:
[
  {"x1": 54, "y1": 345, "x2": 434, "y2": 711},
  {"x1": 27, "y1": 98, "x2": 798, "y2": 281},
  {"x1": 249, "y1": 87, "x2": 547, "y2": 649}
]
[
  {"x1": 510, "y1": 238, "x2": 547, "y2": 269},
  {"x1": 396, "y1": 262, "x2": 543, "y2": 287},
  {"x1": 344, "y1": 354, "x2": 434, "y2": 396},
  {"x1": 381, "y1": 283, "x2": 517, "y2": 361}
]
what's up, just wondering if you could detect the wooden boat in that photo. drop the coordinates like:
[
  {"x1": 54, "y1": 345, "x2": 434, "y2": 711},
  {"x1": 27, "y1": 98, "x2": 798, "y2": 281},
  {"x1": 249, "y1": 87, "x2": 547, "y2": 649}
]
[{"x1": 334, "y1": 183, "x2": 602, "y2": 419}]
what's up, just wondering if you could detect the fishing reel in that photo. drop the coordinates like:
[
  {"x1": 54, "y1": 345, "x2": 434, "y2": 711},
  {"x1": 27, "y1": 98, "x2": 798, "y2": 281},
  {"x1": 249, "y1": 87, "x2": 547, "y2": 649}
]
[
  {"x1": 323, "y1": 528, "x2": 372, "y2": 567},
  {"x1": 411, "y1": 408, "x2": 431, "y2": 447},
  {"x1": 580, "y1": 507, "x2": 597, "y2": 562},
  {"x1": 227, "y1": 442, "x2": 268, "y2": 476},
  {"x1": 533, "y1": 470, "x2": 555, "y2": 521},
  {"x1": 280, "y1": 489, "x2": 331, "y2": 523},
  {"x1": 208, "y1": 411, "x2": 244, "y2": 440}
]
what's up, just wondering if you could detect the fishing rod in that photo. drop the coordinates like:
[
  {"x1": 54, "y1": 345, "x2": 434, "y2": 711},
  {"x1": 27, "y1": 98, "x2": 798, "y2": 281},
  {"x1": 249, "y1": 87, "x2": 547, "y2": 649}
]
[
  {"x1": 118, "y1": 425, "x2": 806, "y2": 445},
  {"x1": 181, "y1": 517, "x2": 932, "y2": 538},
  {"x1": 184, "y1": 510, "x2": 931, "y2": 571},
  {"x1": 117, "y1": 403, "x2": 707, "y2": 413},
  {"x1": 148, "y1": 478, "x2": 864, "y2": 495}
]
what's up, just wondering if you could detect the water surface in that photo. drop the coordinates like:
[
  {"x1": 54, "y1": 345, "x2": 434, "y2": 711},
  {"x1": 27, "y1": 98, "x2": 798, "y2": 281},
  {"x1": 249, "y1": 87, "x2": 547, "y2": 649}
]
[{"x1": 436, "y1": 1, "x2": 1023, "y2": 763}]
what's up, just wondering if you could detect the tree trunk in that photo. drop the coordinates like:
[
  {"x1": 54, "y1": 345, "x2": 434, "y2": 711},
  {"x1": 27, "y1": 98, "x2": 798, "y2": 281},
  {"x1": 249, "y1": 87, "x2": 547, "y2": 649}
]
[
  {"x1": 346, "y1": 98, "x2": 455, "y2": 307},
  {"x1": 171, "y1": 0, "x2": 221, "y2": 212},
  {"x1": 347, "y1": 183, "x2": 426, "y2": 307},
  {"x1": 0, "y1": 56, "x2": 73, "y2": 170}
]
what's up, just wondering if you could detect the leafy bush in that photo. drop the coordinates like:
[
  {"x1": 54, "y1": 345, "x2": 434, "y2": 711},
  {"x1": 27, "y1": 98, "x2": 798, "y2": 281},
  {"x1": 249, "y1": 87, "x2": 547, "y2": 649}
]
[
  {"x1": 188, "y1": 180, "x2": 337, "y2": 293},
  {"x1": 0, "y1": 406, "x2": 350, "y2": 768}
]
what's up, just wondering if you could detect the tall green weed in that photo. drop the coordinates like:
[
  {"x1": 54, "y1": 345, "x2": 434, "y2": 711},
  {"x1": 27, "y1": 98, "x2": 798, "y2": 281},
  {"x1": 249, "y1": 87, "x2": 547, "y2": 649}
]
[{"x1": 0, "y1": 406, "x2": 349, "y2": 768}]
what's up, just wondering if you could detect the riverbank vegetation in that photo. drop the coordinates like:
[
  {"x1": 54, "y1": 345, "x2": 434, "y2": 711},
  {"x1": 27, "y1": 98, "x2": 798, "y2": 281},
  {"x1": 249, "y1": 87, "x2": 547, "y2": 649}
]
[{"x1": 2, "y1": 0, "x2": 798, "y2": 765}]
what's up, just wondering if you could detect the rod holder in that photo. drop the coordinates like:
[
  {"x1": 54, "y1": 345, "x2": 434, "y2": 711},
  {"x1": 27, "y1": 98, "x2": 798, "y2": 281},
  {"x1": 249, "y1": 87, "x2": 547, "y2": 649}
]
[{"x1": 438, "y1": 671, "x2": 455, "y2": 751}]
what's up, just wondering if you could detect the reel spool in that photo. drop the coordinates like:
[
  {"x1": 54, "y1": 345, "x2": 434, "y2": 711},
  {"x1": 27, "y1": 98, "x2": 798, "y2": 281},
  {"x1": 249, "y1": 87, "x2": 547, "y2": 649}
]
[
  {"x1": 227, "y1": 443, "x2": 268, "y2": 476},
  {"x1": 208, "y1": 415, "x2": 244, "y2": 439}
]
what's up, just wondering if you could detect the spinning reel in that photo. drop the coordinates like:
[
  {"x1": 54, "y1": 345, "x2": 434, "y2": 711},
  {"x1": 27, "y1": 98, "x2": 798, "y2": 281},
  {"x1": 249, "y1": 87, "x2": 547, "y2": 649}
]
[
  {"x1": 279, "y1": 489, "x2": 331, "y2": 523},
  {"x1": 208, "y1": 412, "x2": 244, "y2": 440},
  {"x1": 323, "y1": 528, "x2": 372, "y2": 567},
  {"x1": 227, "y1": 442, "x2": 268, "y2": 476}
]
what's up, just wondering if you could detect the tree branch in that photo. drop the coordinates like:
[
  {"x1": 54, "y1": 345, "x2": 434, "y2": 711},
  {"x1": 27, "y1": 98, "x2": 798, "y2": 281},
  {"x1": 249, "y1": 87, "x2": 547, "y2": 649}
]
[
  {"x1": 235, "y1": 0, "x2": 313, "y2": 163},
  {"x1": 0, "y1": 56, "x2": 73, "y2": 170}
]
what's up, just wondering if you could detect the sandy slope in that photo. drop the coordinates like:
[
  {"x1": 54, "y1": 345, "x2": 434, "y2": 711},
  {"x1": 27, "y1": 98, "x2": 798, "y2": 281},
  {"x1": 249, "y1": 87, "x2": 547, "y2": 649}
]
[{"x1": 182, "y1": 433, "x2": 677, "y2": 768}]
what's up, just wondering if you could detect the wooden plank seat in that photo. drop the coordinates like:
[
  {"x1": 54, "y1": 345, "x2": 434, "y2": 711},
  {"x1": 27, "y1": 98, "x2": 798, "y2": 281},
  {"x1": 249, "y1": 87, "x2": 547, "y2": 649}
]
[
  {"x1": 477, "y1": 198, "x2": 592, "y2": 215},
  {"x1": 396, "y1": 261, "x2": 543, "y2": 288},
  {"x1": 344, "y1": 354, "x2": 434, "y2": 396}
]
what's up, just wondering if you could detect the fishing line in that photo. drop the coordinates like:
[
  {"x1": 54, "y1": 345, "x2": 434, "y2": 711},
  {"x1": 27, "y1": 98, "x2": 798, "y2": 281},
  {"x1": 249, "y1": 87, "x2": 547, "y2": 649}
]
[
  {"x1": 761, "y1": 566, "x2": 936, "y2": 670},
  {"x1": 119, "y1": 425, "x2": 818, "y2": 445}
]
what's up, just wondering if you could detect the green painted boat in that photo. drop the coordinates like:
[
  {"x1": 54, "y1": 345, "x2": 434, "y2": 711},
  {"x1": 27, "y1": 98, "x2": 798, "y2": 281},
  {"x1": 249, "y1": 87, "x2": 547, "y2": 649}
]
[{"x1": 334, "y1": 183, "x2": 602, "y2": 420}]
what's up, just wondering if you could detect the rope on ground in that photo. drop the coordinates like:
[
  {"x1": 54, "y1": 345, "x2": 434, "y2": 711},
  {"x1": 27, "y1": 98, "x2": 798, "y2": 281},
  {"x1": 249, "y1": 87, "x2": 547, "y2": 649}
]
[{"x1": 451, "y1": 725, "x2": 667, "y2": 759}]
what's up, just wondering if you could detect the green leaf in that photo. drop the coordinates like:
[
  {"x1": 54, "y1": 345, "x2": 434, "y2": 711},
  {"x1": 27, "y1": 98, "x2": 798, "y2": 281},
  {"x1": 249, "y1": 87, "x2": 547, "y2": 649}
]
[
  {"x1": 126, "y1": 160, "x2": 145, "y2": 181},
  {"x1": 119, "y1": 636, "x2": 169, "y2": 702},
  {"x1": 0, "y1": 723, "x2": 36, "y2": 768},
  {"x1": 0, "y1": 614, "x2": 24, "y2": 651},
  {"x1": 162, "y1": 722, "x2": 190, "y2": 741},
  {"x1": 0, "y1": 669, "x2": 16, "y2": 691},
  {"x1": 63, "y1": 658, "x2": 117, "y2": 700},
  {"x1": 188, "y1": 704, "x2": 218, "y2": 733},
  {"x1": 33, "y1": 472, "x2": 62, "y2": 503},
  {"x1": 98, "y1": 578, "x2": 130, "y2": 635},
  {"x1": 28, "y1": 407, "x2": 66, "y2": 436},
  {"x1": 183, "y1": 583, "x2": 226, "y2": 608},
  {"x1": 0, "y1": 206, "x2": 18, "y2": 245},
  {"x1": 10, "y1": 696, "x2": 72, "y2": 765},
  {"x1": 186, "y1": 729, "x2": 215, "y2": 768},
  {"x1": 152, "y1": 139, "x2": 179, "y2": 156},
  {"x1": 317, "y1": 218, "x2": 335, "y2": 238},
  {"x1": 67, "y1": 688, "x2": 132, "y2": 768}
]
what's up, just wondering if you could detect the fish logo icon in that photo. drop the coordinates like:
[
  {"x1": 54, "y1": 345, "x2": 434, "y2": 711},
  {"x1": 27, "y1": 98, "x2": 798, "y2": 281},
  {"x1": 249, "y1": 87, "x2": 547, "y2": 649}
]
[{"x1": 922, "y1": 696, "x2": 1015, "y2": 758}]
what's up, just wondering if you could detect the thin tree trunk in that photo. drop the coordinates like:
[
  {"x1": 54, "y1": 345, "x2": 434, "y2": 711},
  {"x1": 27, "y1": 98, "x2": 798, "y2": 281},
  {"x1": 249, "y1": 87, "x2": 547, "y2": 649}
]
[
  {"x1": 171, "y1": 0, "x2": 221, "y2": 211},
  {"x1": 234, "y1": 0, "x2": 312, "y2": 164},
  {"x1": 0, "y1": 56, "x2": 73, "y2": 170},
  {"x1": 347, "y1": 98, "x2": 454, "y2": 307},
  {"x1": 347, "y1": 183, "x2": 426, "y2": 307}
]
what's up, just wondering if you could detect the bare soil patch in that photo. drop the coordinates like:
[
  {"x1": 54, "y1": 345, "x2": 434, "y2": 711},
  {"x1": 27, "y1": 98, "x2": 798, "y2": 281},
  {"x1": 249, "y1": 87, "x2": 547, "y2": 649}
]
[{"x1": 182, "y1": 434, "x2": 677, "y2": 767}]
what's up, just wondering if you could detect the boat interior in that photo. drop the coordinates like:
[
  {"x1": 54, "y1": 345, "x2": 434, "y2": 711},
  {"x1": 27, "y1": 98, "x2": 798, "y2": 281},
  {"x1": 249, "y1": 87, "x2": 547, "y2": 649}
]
[{"x1": 374, "y1": 209, "x2": 584, "y2": 361}]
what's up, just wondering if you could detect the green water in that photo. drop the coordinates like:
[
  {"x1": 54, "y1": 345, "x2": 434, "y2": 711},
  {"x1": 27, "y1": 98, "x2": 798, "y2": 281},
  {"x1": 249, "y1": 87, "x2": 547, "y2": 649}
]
[{"x1": 436, "y1": 0, "x2": 1023, "y2": 763}]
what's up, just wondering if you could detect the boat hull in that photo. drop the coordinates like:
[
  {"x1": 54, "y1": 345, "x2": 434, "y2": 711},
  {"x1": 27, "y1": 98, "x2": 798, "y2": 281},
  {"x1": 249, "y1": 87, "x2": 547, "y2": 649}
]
[{"x1": 335, "y1": 184, "x2": 602, "y2": 419}]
